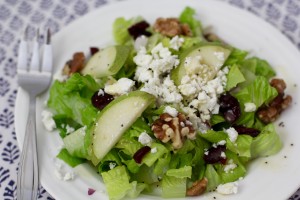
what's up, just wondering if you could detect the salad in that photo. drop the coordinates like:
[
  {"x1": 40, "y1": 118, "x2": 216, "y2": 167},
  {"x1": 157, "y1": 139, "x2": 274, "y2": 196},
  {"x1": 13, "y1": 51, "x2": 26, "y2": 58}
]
[{"x1": 45, "y1": 7, "x2": 292, "y2": 200}]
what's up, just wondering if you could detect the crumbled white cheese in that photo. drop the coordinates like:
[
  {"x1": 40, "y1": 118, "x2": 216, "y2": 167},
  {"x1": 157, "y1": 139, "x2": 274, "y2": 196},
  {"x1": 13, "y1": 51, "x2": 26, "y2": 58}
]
[
  {"x1": 54, "y1": 159, "x2": 75, "y2": 181},
  {"x1": 134, "y1": 35, "x2": 148, "y2": 51},
  {"x1": 224, "y1": 159, "x2": 237, "y2": 173},
  {"x1": 104, "y1": 78, "x2": 135, "y2": 96},
  {"x1": 169, "y1": 36, "x2": 184, "y2": 50},
  {"x1": 164, "y1": 106, "x2": 178, "y2": 117},
  {"x1": 244, "y1": 102, "x2": 257, "y2": 112},
  {"x1": 138, "y1": 132, "x2": 153, "y2": 146},
  {"x1": 42, "y1": 110, "x2": 56, "y2": 131},
  {"x1": 65, "y1": 124, "x2": 75, "y2": 135},
  {"x1": 109, "y1": 162, "x2": 116, "y2": 170},
  {"x1": 220, "y1": 152, "x2": 226, "y2": 159},
  {"x1": 214, "y1": 51, "x2": 225, "y2": 61},
  {"x1": 225, "y1": 127, "x2": 238, "y2": 143},
  {"x1": 134, "y1": 43, "x2": 182, "y2": 104},
  {"x1": 151, "y1": 147, "x2": 157, "y2": 153},
  {"x1": 218, "y1": 140, "x2": 226, "y2": 145},
  {"x1": 53, "y1": 72, "x2": 68, "y2": 82},
  {"x1": 216, "y1": 181, "x2": 238, "y2": 195},
  {"x1": 97, "y1": 89, "x2": 104, "y2": 96}
]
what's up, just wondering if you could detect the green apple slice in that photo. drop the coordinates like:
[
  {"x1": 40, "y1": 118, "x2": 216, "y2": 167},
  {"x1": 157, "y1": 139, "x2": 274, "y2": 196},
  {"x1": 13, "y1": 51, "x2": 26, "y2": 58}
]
[
  {"x1": 171, "y1": 44, "x2": 231, "y2": 85},
  {"x1": 91, "y1": 91, "x2": 155, "y2": 164},
  {"x1": 81, "y1": 45, "x2": 131, "y2": 78}
]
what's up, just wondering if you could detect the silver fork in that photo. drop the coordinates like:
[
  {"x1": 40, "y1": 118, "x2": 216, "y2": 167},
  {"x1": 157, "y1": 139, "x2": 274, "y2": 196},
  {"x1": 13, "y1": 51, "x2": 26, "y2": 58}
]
[{"x1": 17, "y1": 28, "x2": 53, "y2": 200}]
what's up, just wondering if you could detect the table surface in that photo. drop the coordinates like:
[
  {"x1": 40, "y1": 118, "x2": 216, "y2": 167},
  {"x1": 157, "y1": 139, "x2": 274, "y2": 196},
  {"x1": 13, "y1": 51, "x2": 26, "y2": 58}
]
[{"x1": 0, "y1": 0, "x2": 300, "y2": 199}]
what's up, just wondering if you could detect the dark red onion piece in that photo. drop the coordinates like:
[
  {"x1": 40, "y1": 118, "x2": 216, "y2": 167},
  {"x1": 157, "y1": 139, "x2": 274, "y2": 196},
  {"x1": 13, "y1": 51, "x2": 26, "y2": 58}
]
[
  {"x1": 90, "y1": 47, "x2": 99, "y2": 55},
  {"x1": 91, "y1": 91, "x2": 114, "y2": 110},
  {"x1": 88, "y1": 188, "x2": 96, "y2": 195},
  {"x1": 219, "y1": 92, "x2": 241, "y2": 123},
  {"x1": 203, "y1": 145, "x2": 226, "y2": 164},
  {"x1": 133, "y1": 146, "x2": 151, "y2": 164},
  {"x1": 233, "y1": 125, "x2": 260, "y2": 137},
  {"x1": 128, "y1": 20, "x2": 152, "y2": 39}
]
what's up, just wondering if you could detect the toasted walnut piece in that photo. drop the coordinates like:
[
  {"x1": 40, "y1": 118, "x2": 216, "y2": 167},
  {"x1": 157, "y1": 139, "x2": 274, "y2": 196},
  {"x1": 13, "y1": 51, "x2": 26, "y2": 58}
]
[
  {"x1": 270, "y1": 78, "x2": 286, "y2": 94},
  {"x1": 70, "y1": 52, "x2": 85, "y2": 73},
  {"x1": 186, "y1": 178, "x2": 208, "y2": 196},
  {"x1": 153, "y1": 18, "x2": 192, "y2": 37},
  {"x1": 181, "y1": 24, "x2": 193, "y2": 36},
  {"x1": 62, "y1": 52, "x2": 85, "y2": 76},
  {"x1": 257, "y1": 79, "x2": 292, "y2": 124},
  {"x1": 152, "y1": 112, "x2": 196, "y2": 149}
]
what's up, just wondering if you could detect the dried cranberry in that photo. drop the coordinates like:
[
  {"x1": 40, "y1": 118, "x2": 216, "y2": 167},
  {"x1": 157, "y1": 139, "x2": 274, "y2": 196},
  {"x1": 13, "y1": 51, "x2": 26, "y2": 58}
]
[
  {"x1": 219, "y1": 92, "x2": 241, "y2": 123},
  {"x1": 90, "y1": 47, "x2": 99, "y2": 55},
  {"x1": 233, "y1": 125, "x2": 260, "y2": 137},
  {"x1": 91, "y1": 91, "x2": 114, "y2": 110},
  {"x1": 88, "y1": 188, "x2": 96, "y2": 195},
  {"x1": 203, "y1": 145, "x2": 226, "y2": 164},
  {"x1": 133, "y1": 146, "x2": 151, "y2": 164},
  {"x1": 128, "y1": 21, "x2": 152, "y2": 39}
]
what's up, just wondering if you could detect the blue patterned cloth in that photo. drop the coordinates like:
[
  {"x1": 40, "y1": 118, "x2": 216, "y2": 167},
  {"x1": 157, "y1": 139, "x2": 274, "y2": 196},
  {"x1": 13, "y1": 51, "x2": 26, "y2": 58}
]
[{"x1": 0, "y1": 0, "x2": 299, "y2": 199}]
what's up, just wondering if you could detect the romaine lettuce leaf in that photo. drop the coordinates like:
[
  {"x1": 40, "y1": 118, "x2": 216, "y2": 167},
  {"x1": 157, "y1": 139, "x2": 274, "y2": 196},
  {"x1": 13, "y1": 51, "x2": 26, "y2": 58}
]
[
  {"x1": 226, "y1": 64, "x2": 246, "y2": 91},
  {"x1": 179, "y1": 7, "x2": 202, "y2": 37},
  {"x1": 56, "y1": 148, "x2": 85, "y2": 167},
  {"x1": 251, "y1": 123, "x2": 282, "y2": 158},
  {"x1": 224, "y1": 48, "x2": 248, "y2": 66},
  {"x1": 161, "y1": 175, "x2": 186, "y2": 198},
  {"x1": 101, "y1": 166, "x2": 132, "y2": 200},
  {"x1": 241, "y1": 57, "x2": 276, "y2": 80},
  {"x1": 226, "y1": 135, "x2": 253, "y2": 158},
  {"x1": 47, "y1": 74, "x2": 99, "y2": 126},
  {"x1": 199, "y1": 130, "x2": 227, "y2": 143},
  {"x1": 166, "y1": 165, "x2": 192, "y2": 178},
  {"x1": 113, "y1": 16, "x2": 143, "y2": 45},
  {"x1": 205, "y1": 164, "x2": 222, "y2": 191},
  {"x1": 235, "y1": 76, "x2": 278, "y2": 108}
]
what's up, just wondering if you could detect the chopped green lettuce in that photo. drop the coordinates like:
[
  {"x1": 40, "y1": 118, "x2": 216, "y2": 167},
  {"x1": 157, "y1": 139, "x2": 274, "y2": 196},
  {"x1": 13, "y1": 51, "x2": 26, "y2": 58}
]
[
  {"x1": 205, "y1": 164, "x2": 222, "y2": 191},
  {"x1": 161, "y1": 175, "x2": 186, "y2": 198},
  {"x1": 101, "y1": 166, "x2": 133, "y2": 200},
  {"x1": 113, "y1": 16, "x2": 143, "y2": 45},
  {"x1": 224, "y1": 48, "x2": 248, "y2": 66},
  {"x1": 241, "y1": 57, "x2": 276, "y2": 79},
  {"x1": 235, "y1": 76, "x2": 278, "y2": 107},
  {"x1": 199, "y1": 130, "x2": 227, "y2": 143},
  {"x1": 56, "y1": 148, "x2": 85, "y2": 167},
  {"x1": 63, "y1": 126, "x2": 88, "y2": 158},
  {"x1": 166, "y1": 166, "x2": 192, "y2": 178},
  {"x1": 226, "y1": 135, "x2": 253, "y2": 158},
  {"x1": 226, "y1": 64, "x2": 246, "y2": 91},
  {"x1": 179, "y1": 7, "x2": 202, "y2": 37},
  {"x1": 47, "y1": 74, "x2": 99, "y2": 126},
  {"x1": 251, "y1": 123, "x2": 282, "y2": 158}
]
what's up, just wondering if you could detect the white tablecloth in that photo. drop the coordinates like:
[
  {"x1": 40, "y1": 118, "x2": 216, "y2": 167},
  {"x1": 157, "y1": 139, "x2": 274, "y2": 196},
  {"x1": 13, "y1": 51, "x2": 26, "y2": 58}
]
[{"x1": 0, "y1": 0, "x2": 299, "y2": 199}]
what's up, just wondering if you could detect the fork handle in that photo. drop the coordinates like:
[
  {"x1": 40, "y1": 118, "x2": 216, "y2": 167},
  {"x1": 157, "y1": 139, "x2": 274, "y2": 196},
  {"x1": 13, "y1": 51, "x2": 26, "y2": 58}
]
[{"x1": 17, "y1": 97, "x2": 39, "y2": 200}]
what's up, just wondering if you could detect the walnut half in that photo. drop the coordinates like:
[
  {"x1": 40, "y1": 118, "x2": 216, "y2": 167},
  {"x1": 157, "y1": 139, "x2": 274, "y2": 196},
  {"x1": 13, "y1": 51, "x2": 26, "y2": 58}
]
[
  {"x1": 257, "y1": 78, "x2": 292, "y2": 124},
  {"x1": 151, "y1": 112, "x2": 196, "y2": 149},
  {"x1": 186, "y1": 178, "x2": 208, "y2": 196}
]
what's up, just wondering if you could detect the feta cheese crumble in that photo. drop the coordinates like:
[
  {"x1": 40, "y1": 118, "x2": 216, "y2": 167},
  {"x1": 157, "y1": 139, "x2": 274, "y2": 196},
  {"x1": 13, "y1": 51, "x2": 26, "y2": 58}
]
[
  {"x1": 164, "y1": 106, "x2": 178, "y2": 117},
  {"x1": 42, "y1": 110, "x2": 56, "y2": 131},
  {"x1": 97, "y1": 89, "x2": 104, "y2": 96},
  {"x1": 151, "y1": 147, "x2": 157, "y2": 153},
  {"x1": 216, "y1": 181, "x2": 239, "y2": 195},
  {"x1": 54, "y1": 159, "x2": 75, "y2": 181},
  {"x1": 138, "y1": 132, "x2": 153, "y2": 146},
  {"x1": 244, "y1": 102, "x2": 257, "y2": 112},
  {"x1": 134, "y1": 43, "x2": 182, "y2": 104},
  {"x1": 225, "y1": 127, "x2": 238, "y2": 143},
  {"x1": 104, "y1": 78, "x2": 135, "y2": 96},
  {"x1": 224, "y1": 159, "x2": 237, "y2": 173},
  {"x1": 109, "y1": 162, "x2": 116, "y2": 170},
  {"x1": 65, "y1": 124, "x2": 75, "y2": 135},
  {"x1": 169, "y1": 36, "x2": 184, "y2": 50},
  {"x1": 134, "y1": 35, "x2": 148, "y2": 51}
]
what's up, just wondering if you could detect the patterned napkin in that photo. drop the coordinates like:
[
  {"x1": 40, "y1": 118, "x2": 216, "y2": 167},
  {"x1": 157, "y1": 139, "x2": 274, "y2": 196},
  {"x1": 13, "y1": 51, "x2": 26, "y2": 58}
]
[{"x1": 0, "y1": 0, "x2": 299, "y2": 199}]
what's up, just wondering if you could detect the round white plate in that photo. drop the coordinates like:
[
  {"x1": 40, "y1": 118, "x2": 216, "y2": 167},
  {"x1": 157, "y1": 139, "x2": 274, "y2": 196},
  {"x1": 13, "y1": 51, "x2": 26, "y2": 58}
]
[{"x1": 15, "y1": 0, "x2": 300, "y2": 199}]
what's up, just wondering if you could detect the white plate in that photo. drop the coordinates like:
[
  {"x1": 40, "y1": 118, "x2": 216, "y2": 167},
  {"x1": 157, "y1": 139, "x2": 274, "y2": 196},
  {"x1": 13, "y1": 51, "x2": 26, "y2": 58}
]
[{"x1": 15, "y1": 0, "x2": 300, "y2": 199}]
